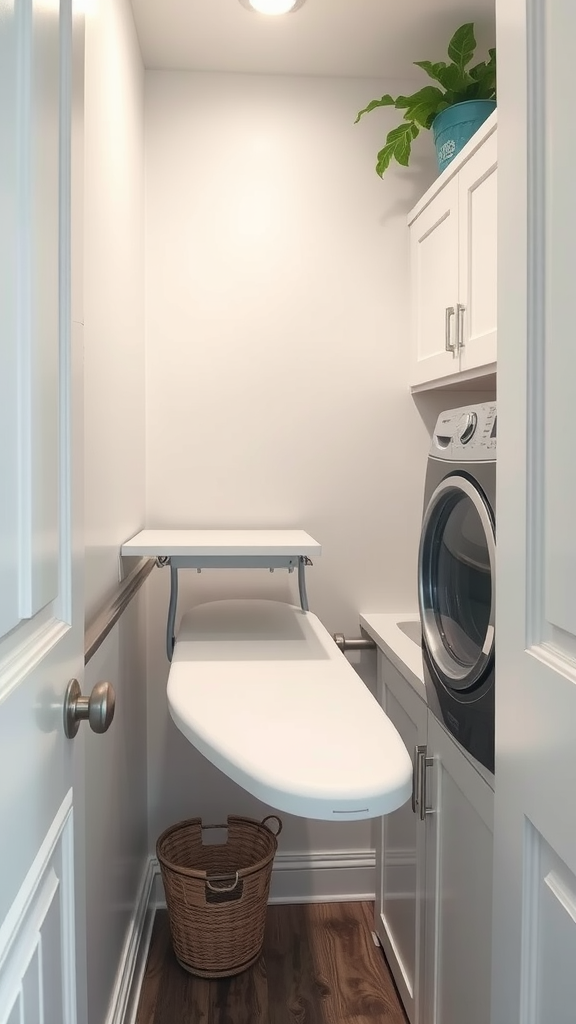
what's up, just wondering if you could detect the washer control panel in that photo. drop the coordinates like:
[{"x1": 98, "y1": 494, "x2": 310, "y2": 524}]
[{"x1": 431, "y1": 403, "x2": 497, "y2": 461}]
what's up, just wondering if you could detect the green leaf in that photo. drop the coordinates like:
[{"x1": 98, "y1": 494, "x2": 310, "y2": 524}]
[
  {"x1": 414, "y1": 59, "x2": 470, "y2": 94},
  {"x1": 396, "y1": 85, "x2": 446, "y2": 128},
  {"x1": 467, "y1": 47, "x2": 496, "y2": 99},
  {"x1": 469, "y1": 60, "x2": 486, "y2": 81},
  {"x1": 439, "y1": 63, "x2": 473, "y2": 93},
  {"x1": 376, "y1": 122, "x2": 420, "y2": 177},
  {"x1": 447, "y1": 23, "x2": 476, "y2": 70},
  {"x1": 354, "y1": 95, "x2": 395, "y2": 124},
  {"x1": 413, "y1": 60, "x2": 449, "y2": 86}
]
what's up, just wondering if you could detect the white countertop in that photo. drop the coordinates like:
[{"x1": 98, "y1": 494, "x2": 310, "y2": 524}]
[
  {"x1": 359, "y1": 612, "x2": 425, "y2": 700},
  {"x1": 361, "y1": 612, "x2": 495, "y2": 788}
]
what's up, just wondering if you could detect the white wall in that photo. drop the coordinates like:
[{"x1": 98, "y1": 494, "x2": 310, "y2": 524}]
[
  {"x1": 83, "y1": 600, "x2": 148, "y2": 1024},
  {"x1": 83, "y1": 1, "x2": 148, "y2": 1019},
  {"x1": 144, "y1": 70, "x2": 440, "y2": 869},
  {"x1": 84, "y1": 0, "x2": 146, "y2": 620}
]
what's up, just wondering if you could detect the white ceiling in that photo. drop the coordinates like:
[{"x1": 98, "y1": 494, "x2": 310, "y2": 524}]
[{"x1": 131, "y1": 0, "x2": 496, "y2": 78}]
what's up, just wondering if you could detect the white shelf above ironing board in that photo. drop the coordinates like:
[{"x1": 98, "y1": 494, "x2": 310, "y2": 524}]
[
  {"x1": 121, "y1": 529, "x2": 322, "y2": 659},
  {"x1": 121, "y1": 529, "x2": 321, "y2": 560}
]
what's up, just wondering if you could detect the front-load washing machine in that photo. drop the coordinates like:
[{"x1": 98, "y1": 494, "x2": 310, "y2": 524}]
[{"x1": 418, "y1": 402, "x2": 496, "y2": 773}]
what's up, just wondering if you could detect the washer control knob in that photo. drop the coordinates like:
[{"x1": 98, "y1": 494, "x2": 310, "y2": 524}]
[{"x1": 459, "y1": 412, "x2": 478, "y2": 444}]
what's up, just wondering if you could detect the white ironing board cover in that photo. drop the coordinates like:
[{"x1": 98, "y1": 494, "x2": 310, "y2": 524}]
[{"x1": 167, "y1": 599, "x2": 412, "y2": 821}]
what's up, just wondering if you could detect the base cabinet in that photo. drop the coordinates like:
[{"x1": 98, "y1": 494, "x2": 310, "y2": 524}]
[
  {"x1": 375, "y1": 652, "x2": 494, "y2": 1024},
  {"x1": 423, "y1": 715, "x2": 494, "y2": 1024},
  {"x1": 376, "y1": 657, "x2": 427, "y2": 1024}
]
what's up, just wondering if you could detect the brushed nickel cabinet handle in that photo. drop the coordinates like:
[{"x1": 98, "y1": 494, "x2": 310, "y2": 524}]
[
  {"x1": 457, "y1": 303, "x2": 466, "y2": 350},
  {"x1": 419, "y1": 751, "x2": 435, "y2": 821},
  {"x1": 413, "y1": 745, "x2": 427, "y2": 814},
  {"x1": 445, "y1": 306, "x2": 456, "y2": 354}
]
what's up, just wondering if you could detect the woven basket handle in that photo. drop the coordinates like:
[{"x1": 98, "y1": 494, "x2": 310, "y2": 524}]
[
  {"x1": 262, "y1": 815, "x2": 283, "y2": 836},
  {"x1": 205, "y1": 871, "x2": 240, "y2": 893}
]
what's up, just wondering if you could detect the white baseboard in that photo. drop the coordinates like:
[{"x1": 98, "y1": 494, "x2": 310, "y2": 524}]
[
  {"x1": 108, "y1": 848, "x2": 376, "y2": 1023},
  {"x1": 152, "y1": 848, "x2": 376, "y2": 908},
  {"x1": 269, "y1": 849, "x2": 376, "y2": 904},
  {"x1": 104, "y1": 857, "x2": 157, "y2": 1024}
]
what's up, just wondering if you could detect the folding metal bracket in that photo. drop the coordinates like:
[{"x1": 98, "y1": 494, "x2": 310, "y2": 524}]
[{"x1": 161, "y1": 554, "x2": 313, "y2": 661}]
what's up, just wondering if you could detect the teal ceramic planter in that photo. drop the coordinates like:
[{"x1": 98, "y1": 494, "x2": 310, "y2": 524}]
[{"x1": 432, "y1": 100, "x2": 496, "y2": 173}]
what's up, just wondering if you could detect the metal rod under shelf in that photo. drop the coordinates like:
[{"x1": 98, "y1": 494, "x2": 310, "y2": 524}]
[{"x1": 333, "y1": 632, "x2": 376, "y2": 653}]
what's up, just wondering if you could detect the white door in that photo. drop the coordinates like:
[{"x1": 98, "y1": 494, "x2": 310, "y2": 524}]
[
  {"x1": 409, "y1": 179, "x2": 460, "y2": 387},
  {"x1": 492, "y1": 0, "x2": 576, "y2": 1021},
  {"x1": 0, "y1": 2, "x2": 87, "y2": 1022},
  {"x1": 457, "y1": 129, "x2": 497, "y2": 372}
]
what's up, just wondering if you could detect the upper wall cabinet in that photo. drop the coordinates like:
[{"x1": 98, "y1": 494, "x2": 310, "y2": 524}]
[{"x1": 409, "y1": 114, "x2": 497, "y2": 390}]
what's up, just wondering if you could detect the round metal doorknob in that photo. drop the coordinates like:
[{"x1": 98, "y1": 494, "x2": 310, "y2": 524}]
[{"x1": 64, "y1": 678, "x2": 116, "y2": 738}]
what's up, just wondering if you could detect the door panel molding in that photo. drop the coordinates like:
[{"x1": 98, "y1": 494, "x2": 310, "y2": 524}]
[
  {"x1": 529, "y1": 639, "x2": 576, "y2": 687},
  {"x1": 0, "y1": 617, "x2": 69, "y2": 706},
  {"x1": 0, "y1": 790, "x2": 75, "y2": 1024},
  {"x1": 521, "y1": 819, "x2": 576, "y2": 1024},
  {"x1": 542, "y1": 0, "x2": 576, "y2": 642},
  {"x1": 524, "y1": 0, "x2": 547, "y2": 649}
]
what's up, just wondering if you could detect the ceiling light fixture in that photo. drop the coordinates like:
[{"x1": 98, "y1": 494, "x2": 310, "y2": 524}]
[{"x1": 239, "y1": 0, "x2": 306, "y2": 15}]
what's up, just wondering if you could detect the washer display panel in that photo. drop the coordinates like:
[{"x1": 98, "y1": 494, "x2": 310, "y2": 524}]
[{"x1": 419, "y1": 474, "x2": 495, "y2": 691}]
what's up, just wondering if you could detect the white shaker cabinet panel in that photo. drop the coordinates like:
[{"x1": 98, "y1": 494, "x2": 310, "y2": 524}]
[
  {"x1": 375, "y1": 655, "x2": 427, "y2": 1024},
  {"x1": 423, "y1": 714, "x2": 494, "y2": 1024},
  {"x1": 409, "y1": 179, "x2": 460, "y2": 388},
  {"x1": 458, "y1": 130, "x2": 498, "y2": 372}
]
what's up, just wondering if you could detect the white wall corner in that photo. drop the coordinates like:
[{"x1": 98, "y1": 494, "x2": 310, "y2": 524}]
[{"x1": 269, "y1": 849, "x2": 377, "y2": 904}]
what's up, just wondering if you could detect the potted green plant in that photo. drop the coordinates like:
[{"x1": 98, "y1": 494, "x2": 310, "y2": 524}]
[{"x1": 355, "y1": 23, "x2": 496, "y2": 177}]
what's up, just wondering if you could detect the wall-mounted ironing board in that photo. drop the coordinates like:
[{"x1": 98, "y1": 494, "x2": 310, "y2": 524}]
[{"x1": 121, "y1": 530, "x2": 412, "y2": 821}]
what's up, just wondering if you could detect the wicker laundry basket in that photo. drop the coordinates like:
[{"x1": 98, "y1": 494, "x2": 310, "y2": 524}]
[{"x1": 156, "y1": 814, "x2": 282, "y2": 978}]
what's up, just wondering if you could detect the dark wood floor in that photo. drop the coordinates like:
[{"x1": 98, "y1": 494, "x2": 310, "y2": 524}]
[{"x1": 136, "y1": 902, "x2": 408, "y2": 1024}]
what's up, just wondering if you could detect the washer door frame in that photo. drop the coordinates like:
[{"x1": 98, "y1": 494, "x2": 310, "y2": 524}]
[{"x1": 418, "y1": 473, "x2": 496, "y2": 691}]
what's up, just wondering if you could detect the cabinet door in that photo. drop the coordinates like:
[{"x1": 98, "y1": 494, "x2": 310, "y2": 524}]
[
  {"x1": 423, "y1": 715, "x2": 494, "y2": 1024},
  {"x1": 375, "y1": 655, "x2": 428, "y2": 1024},
  {"x1": 409, "y1": 179, "x2": 460, "y2": 387},
  {"x1": 458, "y1": 129, "x2": 497, "y2": 372}
]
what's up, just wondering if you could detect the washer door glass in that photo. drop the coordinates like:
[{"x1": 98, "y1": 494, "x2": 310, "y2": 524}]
[{"x1": 419, "y1": 475, "x2": 495, "y2": 691}]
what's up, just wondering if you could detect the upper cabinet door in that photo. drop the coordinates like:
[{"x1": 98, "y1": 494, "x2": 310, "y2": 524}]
[
  {"x1": 409, "y1": 178, "x2": 460, "y2": 387},
  {"x1": 458, "y1": 129, "x2": 497, "y2": 372}
]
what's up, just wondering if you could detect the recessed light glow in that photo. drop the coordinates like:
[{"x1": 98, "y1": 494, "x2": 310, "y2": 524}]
[{"x1": 240, "y1": 0, "x2": 306, "y2": 15}]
